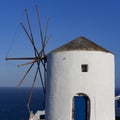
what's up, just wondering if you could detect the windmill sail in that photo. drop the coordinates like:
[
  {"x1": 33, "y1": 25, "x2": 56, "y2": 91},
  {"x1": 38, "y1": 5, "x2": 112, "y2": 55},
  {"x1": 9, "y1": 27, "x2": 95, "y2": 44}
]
[{"x1": 6, "y1": 5, "x2": 50, "y2": 112}]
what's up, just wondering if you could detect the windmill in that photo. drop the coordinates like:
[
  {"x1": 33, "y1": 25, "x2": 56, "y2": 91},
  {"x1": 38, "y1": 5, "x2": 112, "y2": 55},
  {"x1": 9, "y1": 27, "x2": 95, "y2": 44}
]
[{"x1": 6, "y1": 5, "x2": 50, "y2": 112}]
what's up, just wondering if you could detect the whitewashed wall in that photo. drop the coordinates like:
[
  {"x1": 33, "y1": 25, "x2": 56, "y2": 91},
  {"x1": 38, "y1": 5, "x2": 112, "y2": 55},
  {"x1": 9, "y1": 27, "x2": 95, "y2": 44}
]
[{"x1": 46, "y1": 51, "x2": 115, "y2": 120}]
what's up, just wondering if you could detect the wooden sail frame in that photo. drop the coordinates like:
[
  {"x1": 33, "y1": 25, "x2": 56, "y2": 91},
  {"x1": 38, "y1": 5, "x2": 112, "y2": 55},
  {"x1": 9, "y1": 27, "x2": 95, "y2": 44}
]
[{"x1": 6, "y1": 5, "x2": 49, "y2": 112}]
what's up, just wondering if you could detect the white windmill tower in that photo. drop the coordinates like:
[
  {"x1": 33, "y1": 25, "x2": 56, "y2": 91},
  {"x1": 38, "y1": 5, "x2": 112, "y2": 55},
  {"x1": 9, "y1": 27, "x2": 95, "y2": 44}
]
[{"x1": 46, "y1": 36, "x2": 115, "y2": 120}]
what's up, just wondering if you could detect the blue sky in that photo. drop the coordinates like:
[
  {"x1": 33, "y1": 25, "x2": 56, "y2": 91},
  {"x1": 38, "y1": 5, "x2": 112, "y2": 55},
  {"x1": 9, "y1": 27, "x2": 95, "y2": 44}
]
[{"x1": 1, "y1": 0, "x2": 120, "y2": 88}]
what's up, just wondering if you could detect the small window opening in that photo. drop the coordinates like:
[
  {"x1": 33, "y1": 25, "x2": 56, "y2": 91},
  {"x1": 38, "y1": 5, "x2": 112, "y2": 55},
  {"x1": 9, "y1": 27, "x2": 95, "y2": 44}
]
[
  {"x1": 40, "y1": 115, "x2": 45, "y2": 119},
  {"x1": 81, "y1": 64, "x2": 88, "y2": 72}
]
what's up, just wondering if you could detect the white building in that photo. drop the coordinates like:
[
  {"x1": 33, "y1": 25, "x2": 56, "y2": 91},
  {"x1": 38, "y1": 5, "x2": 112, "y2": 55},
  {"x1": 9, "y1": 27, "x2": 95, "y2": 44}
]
[{"x1": 45, "y1": 36, "x2": 115, "y2": 120}]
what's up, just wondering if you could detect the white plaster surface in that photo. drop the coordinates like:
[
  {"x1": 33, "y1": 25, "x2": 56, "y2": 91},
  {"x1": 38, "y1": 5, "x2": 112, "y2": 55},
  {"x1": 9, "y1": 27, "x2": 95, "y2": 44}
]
[{"x1": 46, "y1": 51, "x2": 115, "y2": 120}]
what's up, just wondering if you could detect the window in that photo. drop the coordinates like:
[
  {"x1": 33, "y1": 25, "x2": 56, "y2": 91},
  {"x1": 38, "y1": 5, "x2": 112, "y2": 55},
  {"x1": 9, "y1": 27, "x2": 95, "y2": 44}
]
[
  {"x1": 81, "y1": 64, "x2": 88, "y2": 72},
  {"x1": 40, "y1": 115, "x2": 45, "y2": 119}
]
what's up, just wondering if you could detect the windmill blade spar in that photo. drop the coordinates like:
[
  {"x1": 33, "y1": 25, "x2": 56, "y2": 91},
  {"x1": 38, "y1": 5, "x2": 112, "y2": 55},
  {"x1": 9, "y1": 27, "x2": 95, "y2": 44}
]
[
  {"x1": 38, "y1": 63, "x2": 45, "y2": 93},
  {"x1": 36, "y1": 5, "x2": 44, "y2": 46},
  {"x1": 25, "y1": 9, "x2": 38, "y2": 57},
  {"x1": 6, "y1": 57, "x2": 36, "y2": 60},
  {"x1": 27, "y1": 66, "x2": 39, "y2": 112},
  {"x1": 17, "y1": 62, "x2": 34, "y2": 88},
  {"x1": 17, "y1": 61, "x2": 36, "y2": 67},
  {"x1": 20, "y1": 22, "x2": 39, "y2": 55}
]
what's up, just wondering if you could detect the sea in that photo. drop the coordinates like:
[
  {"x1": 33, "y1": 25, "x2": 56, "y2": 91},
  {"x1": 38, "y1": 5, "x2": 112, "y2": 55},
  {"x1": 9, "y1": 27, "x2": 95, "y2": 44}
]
[
  {"x1": 0, "y1": 87, "x2": 45, "y2": 120},
  {"x1": 0, "y1": 87, "x2": 120, "y2": 120}
]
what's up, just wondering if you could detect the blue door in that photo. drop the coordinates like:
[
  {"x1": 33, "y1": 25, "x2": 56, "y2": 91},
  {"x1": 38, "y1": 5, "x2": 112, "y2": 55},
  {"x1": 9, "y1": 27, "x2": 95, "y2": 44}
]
[{"x1": 73, "y1": 94, "x2": 90, "y2": 120}]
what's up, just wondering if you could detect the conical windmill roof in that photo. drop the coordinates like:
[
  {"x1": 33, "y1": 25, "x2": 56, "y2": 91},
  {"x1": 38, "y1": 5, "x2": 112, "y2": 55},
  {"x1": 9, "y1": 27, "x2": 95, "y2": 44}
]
[{"x1": 50, "y1": 36, "x2": 111, "y2": 53}]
